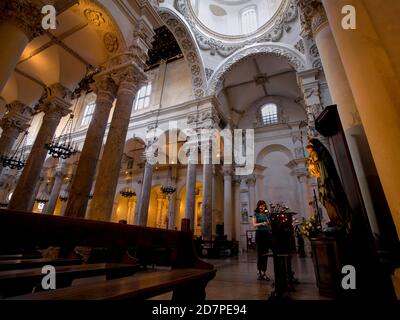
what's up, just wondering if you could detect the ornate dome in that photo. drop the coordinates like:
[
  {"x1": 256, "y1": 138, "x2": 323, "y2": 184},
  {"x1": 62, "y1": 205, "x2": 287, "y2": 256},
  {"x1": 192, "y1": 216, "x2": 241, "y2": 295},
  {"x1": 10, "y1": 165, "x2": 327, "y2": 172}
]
[{"x1": 189, "y1": 0, "x2": 284, "y2": 37}]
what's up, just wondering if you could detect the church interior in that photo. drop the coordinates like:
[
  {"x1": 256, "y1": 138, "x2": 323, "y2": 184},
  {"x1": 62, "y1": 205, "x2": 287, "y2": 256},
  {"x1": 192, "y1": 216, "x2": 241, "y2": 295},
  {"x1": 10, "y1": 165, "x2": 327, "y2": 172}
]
[{"x1": 0, "y1": 0, "x2": 399, "y2": 302}]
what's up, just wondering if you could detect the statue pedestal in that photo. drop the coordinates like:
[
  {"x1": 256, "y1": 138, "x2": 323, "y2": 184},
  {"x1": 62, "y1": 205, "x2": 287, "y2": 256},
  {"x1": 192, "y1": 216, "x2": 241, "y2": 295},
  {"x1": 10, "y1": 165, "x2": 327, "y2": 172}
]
[{"x1": 310, "y1": 234, "x2": 344, "y2": 298}]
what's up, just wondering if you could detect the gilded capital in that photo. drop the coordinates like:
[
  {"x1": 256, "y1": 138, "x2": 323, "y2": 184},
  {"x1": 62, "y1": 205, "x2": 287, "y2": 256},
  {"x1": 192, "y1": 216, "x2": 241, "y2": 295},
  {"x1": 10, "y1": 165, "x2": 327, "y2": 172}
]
[{"x1": 0, "y1": 0, "x2": 44, "y2": 40}]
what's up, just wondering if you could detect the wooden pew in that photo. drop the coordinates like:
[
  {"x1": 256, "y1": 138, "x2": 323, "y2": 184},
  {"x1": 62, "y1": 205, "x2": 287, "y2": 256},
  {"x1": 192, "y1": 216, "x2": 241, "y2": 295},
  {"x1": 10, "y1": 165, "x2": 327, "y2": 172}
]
[
  {"x1": 0, "y1": 263, "x2": 139, "y2": 298},
  {"x1": 0, "y1": 258, "x2": 82, "y2": 271},
  {"x1": 0, "y1": 254, "x2": 42, "y2": 261},
  {"x1": 0, "y1": 210, "x2": 215, "y2": 301},
  {"x1": 10, "y1": 269, "x2": 214, "y2": 301}
]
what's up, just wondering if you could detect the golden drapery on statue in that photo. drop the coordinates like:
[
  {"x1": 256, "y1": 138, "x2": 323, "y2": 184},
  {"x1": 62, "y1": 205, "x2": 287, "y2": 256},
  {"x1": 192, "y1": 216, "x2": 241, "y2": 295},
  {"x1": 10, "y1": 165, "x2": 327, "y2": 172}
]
[{"x1": 306, "y1": 139, "x2": 352, "y2": 232}]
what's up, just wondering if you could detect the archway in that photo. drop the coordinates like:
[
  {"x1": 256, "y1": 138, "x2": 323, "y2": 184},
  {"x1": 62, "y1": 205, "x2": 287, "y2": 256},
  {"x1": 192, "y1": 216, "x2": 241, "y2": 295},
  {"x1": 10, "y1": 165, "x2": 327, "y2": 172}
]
[
  {"x1": 158, "y1": 7, "x2": 207, "y2": 98},
  {"x1": 208, "y1": 43, "x2": 307, "y2": 95},
  {"x1": 256, "y1": 144, "x2": 302, "y2": 214}
]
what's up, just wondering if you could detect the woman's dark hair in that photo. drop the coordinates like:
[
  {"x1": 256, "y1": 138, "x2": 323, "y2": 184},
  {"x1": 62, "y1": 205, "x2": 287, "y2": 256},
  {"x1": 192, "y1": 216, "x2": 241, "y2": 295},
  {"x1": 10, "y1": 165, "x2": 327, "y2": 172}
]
[{"x1": 255, "y1": 200, "x2": 267, "y2": 213}]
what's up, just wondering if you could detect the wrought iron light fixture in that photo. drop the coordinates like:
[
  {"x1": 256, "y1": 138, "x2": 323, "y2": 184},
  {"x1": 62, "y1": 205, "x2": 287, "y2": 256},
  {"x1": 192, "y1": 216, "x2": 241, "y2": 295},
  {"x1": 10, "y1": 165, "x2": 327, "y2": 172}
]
[
  {"x1": 161, "y1": 166, "x2": 176, "y2": 195},
  {"x1": 45, "y1": 66, "x2": 100, "y2": 160},
  {"x1": 1, "y1": 131, "x2": 29, "y2": 170},
  {"x1": 45, "y1": 113, "x2": 78, "y2": 159},
  {"x1": 120, "y1": 170, "x2": 136, "y2": 198}
]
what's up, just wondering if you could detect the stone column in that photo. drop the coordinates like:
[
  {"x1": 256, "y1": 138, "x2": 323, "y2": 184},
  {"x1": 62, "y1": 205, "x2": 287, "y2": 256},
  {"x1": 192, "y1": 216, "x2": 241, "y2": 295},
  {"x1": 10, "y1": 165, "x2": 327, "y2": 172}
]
[
  {"x1": 201, "y1": 157, "x2": 213, "y2": 240},
  {"x1": 296, "y1": 68, "x2": 324, "y2": 139},
  {"x1": 137, "y1": 161, "x2": 154, "y2": 226},
  {"x1": 0, "y1": 101, "x2": 33, "y2": 155},
  {"x1": 87, "y1": 17, "x2": 154, "y2": 221},
  {"x1": 0, "y1": 1, "x2": 43, "y2": 92},
  {"x1": 64, "y1": 76, "x2": 117, "y2": 218},
  {"x1": 8, "y1": 84, "x2": 72, "y2": 211},
  {"x1": 88, "y1": 66, "x2": 144, "y2": 221},
  {"x1": 0, "y1": 101, "x2": 34, "y2": 176},
  {"x1": 321, "y1": 0, "x2": 400, "y2": 235},
  {"x1": 133, "y1": 178, "x2": 143, "y2": 225},
  {"x1": 246, "y1": 174, "x2": 256, "y2": 215},
  {"x1": 300, "y1": 2, "x2": 380, "y2": 234},
  {"x1": 45, "y1": 170, "x2": 63, "y2": 214},
  {"x1": 223, "y1": 165, "x2": 233, "y2": 240},
  {"x1": 184, "y1": 161, "x2": 197, "y2": 232},
  {"x1": 156, "y1": 197, "x2": 164, "y2": 228},
  {"x1": 233, "y1": 177, "x2": 242, "y2": 242}
]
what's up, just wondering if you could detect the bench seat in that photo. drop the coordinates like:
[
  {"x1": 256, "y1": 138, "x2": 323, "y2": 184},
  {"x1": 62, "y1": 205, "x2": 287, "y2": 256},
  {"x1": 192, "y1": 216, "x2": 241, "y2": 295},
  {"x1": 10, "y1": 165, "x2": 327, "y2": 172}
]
[{"x1": 9, "y1": 268, "x2": 216, "y2": 301}]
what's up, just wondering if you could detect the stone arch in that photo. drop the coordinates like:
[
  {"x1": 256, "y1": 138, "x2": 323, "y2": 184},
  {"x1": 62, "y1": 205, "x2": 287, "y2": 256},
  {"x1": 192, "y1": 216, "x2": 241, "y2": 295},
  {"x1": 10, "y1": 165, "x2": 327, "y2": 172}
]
[
  {"x1": 208, "y1": 43, "x2": 307, "y2": 95},
  {"x1": 256, "y1": 144, "x2": 293, "y2": 164},
  {"x1": 157, "y1": 7, "x2": 207, "y2": 98}
]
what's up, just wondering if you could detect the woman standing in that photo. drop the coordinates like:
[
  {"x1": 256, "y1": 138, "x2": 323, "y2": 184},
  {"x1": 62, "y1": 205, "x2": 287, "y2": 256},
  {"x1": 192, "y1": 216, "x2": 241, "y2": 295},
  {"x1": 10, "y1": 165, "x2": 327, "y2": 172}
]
[{"x1": 252, "y1": 200, "x2": 272, "y2": 280}]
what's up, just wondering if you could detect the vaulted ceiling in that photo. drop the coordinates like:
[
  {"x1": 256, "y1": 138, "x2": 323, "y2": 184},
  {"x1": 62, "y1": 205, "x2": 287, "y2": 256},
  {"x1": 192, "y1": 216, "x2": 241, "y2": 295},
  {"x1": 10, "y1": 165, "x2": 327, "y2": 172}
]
[{"x1": 220, "y1": 54, "x2": 303, "y2": 113}]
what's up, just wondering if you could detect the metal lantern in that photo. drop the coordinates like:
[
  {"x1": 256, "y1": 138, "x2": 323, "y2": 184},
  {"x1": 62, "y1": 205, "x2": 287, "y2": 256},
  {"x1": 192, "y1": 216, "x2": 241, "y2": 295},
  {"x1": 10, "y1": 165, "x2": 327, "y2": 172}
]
[{"x1": 1, "y1": 131, "x2": 29, "y2": 170}]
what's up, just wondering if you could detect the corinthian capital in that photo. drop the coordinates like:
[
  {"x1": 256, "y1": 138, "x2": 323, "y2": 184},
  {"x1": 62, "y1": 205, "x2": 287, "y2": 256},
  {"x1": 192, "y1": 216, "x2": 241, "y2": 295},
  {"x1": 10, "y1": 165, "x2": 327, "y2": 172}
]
[
  {"x1": 38, "y1": 83, "x2": 72, "y2": 118},
  {"x1": 296, "y1": 0, "x2": 328, "y2": 37},
  {"x1": 0, "y1": 0, "x2": 44, "y2": 40},
  {"x1": 0, "y1": 101, "x2": 34, "y2": 132},
  {"x1": 92, "y1": 75, "x2": 117, "y2": 101}
]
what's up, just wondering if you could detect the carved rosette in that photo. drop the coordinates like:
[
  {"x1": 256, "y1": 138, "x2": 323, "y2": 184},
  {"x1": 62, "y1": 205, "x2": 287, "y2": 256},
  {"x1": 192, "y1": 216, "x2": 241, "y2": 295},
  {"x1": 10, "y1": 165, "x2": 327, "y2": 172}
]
[{"x1": 0, "y1": 0, "x2": 44, "y2": 40}]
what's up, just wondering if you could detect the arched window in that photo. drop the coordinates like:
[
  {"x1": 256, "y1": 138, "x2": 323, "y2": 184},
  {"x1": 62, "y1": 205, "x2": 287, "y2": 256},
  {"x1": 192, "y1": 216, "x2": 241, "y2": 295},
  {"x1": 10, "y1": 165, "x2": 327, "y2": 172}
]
[
  {"x1": 261, "y1": 103, "x2": 278, "y2": 125},
  {"x1": 81, "y1": 101, "x2": 96, "y2": 126},
  {"x1": 241, "y1": 7, "x2": 258, "y2": 34},
  {"x1": 134, "y1": 82, "x2": 152, "y2": 110}
]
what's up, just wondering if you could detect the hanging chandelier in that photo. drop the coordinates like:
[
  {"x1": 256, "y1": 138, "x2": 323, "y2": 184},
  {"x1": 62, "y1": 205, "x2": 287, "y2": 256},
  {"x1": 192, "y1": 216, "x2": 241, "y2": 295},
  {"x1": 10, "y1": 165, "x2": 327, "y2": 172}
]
[
  {"x1": 120, "y1": 170, "x2": 136, "y2": 198},
  {"x1": 161, "y1": 166, "x2": 176, "y2": 195},
  {"x1": 45, "y1": 113, "x2": 78, "y2": 159},
  {"x1": 59, "y1": 190, "x2": 69, "y2": 202},
  {"x1": 45, "y1": 66, "x2": 100, "y2": 160},
  {"x1": 1, "y1": 131, "x2": 29, "y2": 170},
  {"x1": 120, "y1": 187, "x2": 136, "y2": 198},
  {"x1": 36, "y1": 191, "x2": 50, "y2": 204}
]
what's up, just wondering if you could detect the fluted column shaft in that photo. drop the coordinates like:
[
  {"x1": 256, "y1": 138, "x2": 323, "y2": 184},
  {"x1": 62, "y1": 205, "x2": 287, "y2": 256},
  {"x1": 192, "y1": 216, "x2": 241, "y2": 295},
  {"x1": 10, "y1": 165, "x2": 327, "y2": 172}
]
[
  {"x1": 88, "y1": 67, "x2": 142, "y2": 221},
  {"x1": 8, "y1": 85, "x2": 71, "y2": 211},
  {"x1": 64, "y1": 77, "x2": 116, "y2": 217},
  {"x1": 137, "y1": 162, "x2": 154, "y2": 226}
]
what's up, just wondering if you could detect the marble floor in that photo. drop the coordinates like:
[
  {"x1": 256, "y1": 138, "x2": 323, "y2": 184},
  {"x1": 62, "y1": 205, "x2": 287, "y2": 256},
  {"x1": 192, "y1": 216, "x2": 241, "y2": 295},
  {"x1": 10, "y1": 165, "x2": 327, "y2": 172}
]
[{"x1": 151, "y1": 251, "x2": 330, "y2": 300}]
